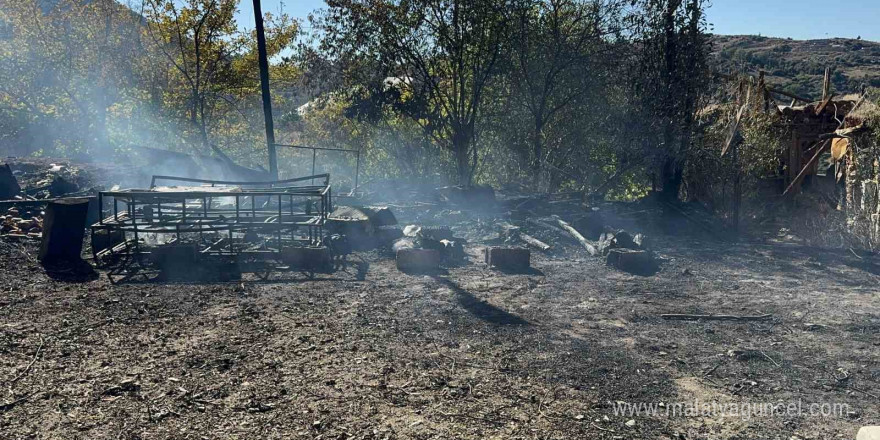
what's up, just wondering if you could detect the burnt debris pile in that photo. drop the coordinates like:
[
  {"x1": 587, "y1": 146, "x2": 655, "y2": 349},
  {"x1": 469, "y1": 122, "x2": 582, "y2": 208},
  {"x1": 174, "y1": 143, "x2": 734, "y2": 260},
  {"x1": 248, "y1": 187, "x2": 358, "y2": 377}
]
[
  {"x1": 0, "y1": 159, "x2": 100, "y2": 241},
  {"x1": 0, "y1": 165, "x2": 683, "y2": 280}
]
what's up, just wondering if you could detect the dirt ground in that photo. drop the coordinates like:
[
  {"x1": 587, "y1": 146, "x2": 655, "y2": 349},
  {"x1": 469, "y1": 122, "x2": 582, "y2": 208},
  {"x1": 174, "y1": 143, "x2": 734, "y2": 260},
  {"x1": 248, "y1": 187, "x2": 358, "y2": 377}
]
[{"x1": 2, "y1": 203, "x2": 879, "y2": 439}]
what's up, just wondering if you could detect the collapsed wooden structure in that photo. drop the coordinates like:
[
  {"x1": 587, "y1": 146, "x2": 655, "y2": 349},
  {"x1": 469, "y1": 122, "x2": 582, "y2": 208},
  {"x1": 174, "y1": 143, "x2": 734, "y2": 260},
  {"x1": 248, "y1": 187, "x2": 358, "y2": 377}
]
[{"x1": 723, "y1": 68, "x2": 879, "y2": 244}]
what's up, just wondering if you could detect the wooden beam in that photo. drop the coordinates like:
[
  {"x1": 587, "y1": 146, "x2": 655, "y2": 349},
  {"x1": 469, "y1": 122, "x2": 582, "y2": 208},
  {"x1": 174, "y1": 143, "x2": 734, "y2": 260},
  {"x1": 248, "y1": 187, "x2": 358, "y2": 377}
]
[
  {"x1": 554, "y1": 217, "x2": 597, "y2": 256},
  {"x1": 815, "y1": 94, "x2": 833, "y2": 116},
  {"x1": 766, "y1": 86, "x2": 812, "y2": 104},
  {"x1": 714, "y1": 71, "x2": 812, "y2": 103},
  {"x1": 822, "y1": 67, "x2": 831, "y2": 101},
  {"x1": 782, "y1": 139, "x2": 831, "y2": 196}
]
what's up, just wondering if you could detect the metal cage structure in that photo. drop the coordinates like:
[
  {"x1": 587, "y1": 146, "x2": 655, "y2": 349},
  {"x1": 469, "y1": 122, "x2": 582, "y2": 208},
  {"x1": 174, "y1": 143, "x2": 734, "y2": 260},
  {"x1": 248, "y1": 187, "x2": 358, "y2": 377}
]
[{"x1": 90, "y1": 174, "x2": 333, "y2": 281}]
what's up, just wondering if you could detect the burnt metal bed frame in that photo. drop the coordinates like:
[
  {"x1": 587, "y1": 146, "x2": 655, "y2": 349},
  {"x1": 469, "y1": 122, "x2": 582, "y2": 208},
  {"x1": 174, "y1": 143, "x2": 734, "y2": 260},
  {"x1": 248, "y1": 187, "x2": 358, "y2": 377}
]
[{"x1": 90, "y1": 173, "x2": 333, "y2": 281}]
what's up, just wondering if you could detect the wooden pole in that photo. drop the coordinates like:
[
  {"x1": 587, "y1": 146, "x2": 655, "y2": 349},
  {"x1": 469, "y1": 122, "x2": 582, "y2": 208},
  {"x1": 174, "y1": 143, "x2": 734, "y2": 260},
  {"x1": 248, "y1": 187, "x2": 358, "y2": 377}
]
[
  {"x1": 554, "y1": 217, "x2": 597, "y2": 256},
  {"x1": 253, "y1": 0, "x2": 278, "y2": 180}
]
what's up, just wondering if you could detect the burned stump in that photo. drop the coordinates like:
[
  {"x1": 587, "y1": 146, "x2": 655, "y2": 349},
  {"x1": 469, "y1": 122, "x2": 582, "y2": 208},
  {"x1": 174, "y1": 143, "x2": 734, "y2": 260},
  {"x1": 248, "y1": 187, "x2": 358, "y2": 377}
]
[
  {"x1": 0, "y1": 164, "x2": 21, "y2": 199},
  {"x1": 605, "y1": 248, "x2": 658, "y2": 276},
  {"x1": 38, "y1": 197, "x2": 90, "y2": 264},
  {"x1": 485, "y1": 247, "x2": 530, "y2": 272}
]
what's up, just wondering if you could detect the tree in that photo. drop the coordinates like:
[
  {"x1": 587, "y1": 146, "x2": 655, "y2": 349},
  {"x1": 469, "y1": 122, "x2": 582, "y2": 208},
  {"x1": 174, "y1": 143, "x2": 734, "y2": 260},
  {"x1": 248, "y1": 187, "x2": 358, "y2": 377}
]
[
  {"x1": 319, "y1": 0, "x2": 511, "y2": 185},
  {"x1": 507, "y1": 0, "x2": 621, "y2": 190},
  {"x1": 0, "y1": 0, "x2": 142, "y2": 156},
  {"x1": 141, "y1": 0, "x2": 297, "y2": 162},
  {"x1": 626, "y1": 0, "x2": 711, "y2": 201}
]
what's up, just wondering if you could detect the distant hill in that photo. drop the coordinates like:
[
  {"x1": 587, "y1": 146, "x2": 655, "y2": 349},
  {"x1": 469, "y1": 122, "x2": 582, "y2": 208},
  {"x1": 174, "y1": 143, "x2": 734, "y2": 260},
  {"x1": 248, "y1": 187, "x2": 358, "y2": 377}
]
[{"x1": 711, "y1": 35, "x2": 880, "y2": 100}]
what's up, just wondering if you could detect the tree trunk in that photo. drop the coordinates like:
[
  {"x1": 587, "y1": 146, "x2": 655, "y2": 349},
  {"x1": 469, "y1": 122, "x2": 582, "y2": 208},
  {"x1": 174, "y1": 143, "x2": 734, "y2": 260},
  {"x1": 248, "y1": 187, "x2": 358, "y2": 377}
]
[
  {"x1": 93, "y1": 88, "x2": 110, "y2": 155},
  {"x1": 453, "y1": 127, "x2": 473, "y2": 186},
  {"x1": 660, "y1": 156, "x2": 683, "y2": 202},
  {"x1": 532, "y1": 117, "x2": 544, "y2": 189}
]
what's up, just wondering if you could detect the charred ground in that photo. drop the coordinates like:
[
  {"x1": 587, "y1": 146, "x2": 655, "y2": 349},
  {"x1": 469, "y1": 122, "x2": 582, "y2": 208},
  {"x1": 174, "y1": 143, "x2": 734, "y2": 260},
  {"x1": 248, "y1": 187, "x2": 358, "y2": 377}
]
[{"x1": 1, "y1": 188, "x2": 879, "y2": 439}]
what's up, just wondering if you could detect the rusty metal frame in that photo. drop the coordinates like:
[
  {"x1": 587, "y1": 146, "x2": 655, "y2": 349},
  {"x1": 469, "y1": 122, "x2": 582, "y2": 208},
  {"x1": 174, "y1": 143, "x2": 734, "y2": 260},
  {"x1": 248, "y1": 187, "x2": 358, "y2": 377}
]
[{"x1": 90, "y1": 174, "x2": 333, "y2": 279}]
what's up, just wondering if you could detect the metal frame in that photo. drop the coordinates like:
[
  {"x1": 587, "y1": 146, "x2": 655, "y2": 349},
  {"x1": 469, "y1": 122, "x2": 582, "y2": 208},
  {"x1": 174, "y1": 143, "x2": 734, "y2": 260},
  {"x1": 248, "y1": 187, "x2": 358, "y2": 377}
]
[
  {"x1": 90, "y1": 174, "x2": 333, "y2": 279},
  {"x1": 273, "y1": 144, "x2": 360, "y2": 192}
]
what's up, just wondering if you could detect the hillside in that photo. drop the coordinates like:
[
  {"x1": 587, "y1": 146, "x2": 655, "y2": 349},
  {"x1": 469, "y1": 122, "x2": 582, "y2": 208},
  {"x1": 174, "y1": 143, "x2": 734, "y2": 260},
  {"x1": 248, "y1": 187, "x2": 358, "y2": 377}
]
[{"x1": 712, "y1": 35, "x2": 880, "y2": 100}]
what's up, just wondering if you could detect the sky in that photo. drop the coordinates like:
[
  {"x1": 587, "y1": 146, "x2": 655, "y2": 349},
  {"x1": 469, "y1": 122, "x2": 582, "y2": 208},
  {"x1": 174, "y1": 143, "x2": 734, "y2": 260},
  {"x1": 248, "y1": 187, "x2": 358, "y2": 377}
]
[{"x1": 235, "y1": 0, "x2": 880, "y2": 42}]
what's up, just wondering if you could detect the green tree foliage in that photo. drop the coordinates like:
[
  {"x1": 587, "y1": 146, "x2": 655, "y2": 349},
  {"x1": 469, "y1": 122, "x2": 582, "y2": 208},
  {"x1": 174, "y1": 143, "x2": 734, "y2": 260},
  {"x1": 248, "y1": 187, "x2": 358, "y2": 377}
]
[
  {"x1": 142, "y1": 0, "x2": 297, "y2": 164},
  {"x1": 0, "y1": 0, "x2": 142, "y2": 156},
  {"x1": 318, "y1": 0, "x2": 512, "y2": 185},
  {"x1": 2, "y1": 0, "x2": 721, "y2": 201},
  {"x1": 507, "y1": 0, "x2": 623, "y2": 190},
  {"x1": 0, "y1": 0, "x2": 297, "y2": 168}
]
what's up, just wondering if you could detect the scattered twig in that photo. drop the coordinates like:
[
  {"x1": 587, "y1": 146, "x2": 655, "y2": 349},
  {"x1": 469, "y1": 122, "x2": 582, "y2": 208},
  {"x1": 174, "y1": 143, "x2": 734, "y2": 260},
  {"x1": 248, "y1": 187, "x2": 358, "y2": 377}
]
[
  {"x1": 590, "y1": 422, "x2": 616, "y2": 433},
  {"x1": 0, "y1": 393, "x2": 35, "y2": 413},
  {"x1": 8, "y1": 335, "x2": 44, "y2": 387},
  {"x1": 848, "y1": 385, "x2": 879, "y2": 400},
  {"x1": 760, "y1": 351, "x2": 781, "y2": 368},
  {"x1": 51, "y1": 318, "x2": 116, "y2": 337},
  {"x1": 661, "y1": 313, "x2": 772, "y2": 321},
  {"x1": 519, "y1": 233, "x2": 551, "y2": 251},
  {"x1": 703, "y1": 362, "x2": 722, "y2": 377}
]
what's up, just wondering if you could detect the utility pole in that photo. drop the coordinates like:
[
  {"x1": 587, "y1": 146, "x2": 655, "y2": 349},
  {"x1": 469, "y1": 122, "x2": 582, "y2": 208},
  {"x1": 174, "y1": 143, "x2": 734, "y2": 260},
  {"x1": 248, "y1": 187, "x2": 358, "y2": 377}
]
[{"x1": 253, "y1": 0, "x2": 278, "y2": 179}]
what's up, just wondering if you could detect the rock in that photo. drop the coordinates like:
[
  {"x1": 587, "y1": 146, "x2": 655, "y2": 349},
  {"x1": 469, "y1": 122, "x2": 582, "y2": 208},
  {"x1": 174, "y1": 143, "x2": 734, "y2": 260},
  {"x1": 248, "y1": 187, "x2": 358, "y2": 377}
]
[
  {"x1": 396, "y1": 248, "x2": 442, "y2": 273},
  {"x1": 485, "y1": 247, "x2": 530, "y2": 271},
  {"x1": 606, "y1": 248, "x2": 658, "y2": 276},
  {"x1": 625, "y1": 419, "x2": 636, "y2": 427},
  {"x1": 857, "y1": 426, "x2": 880, "y2": 440}
]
